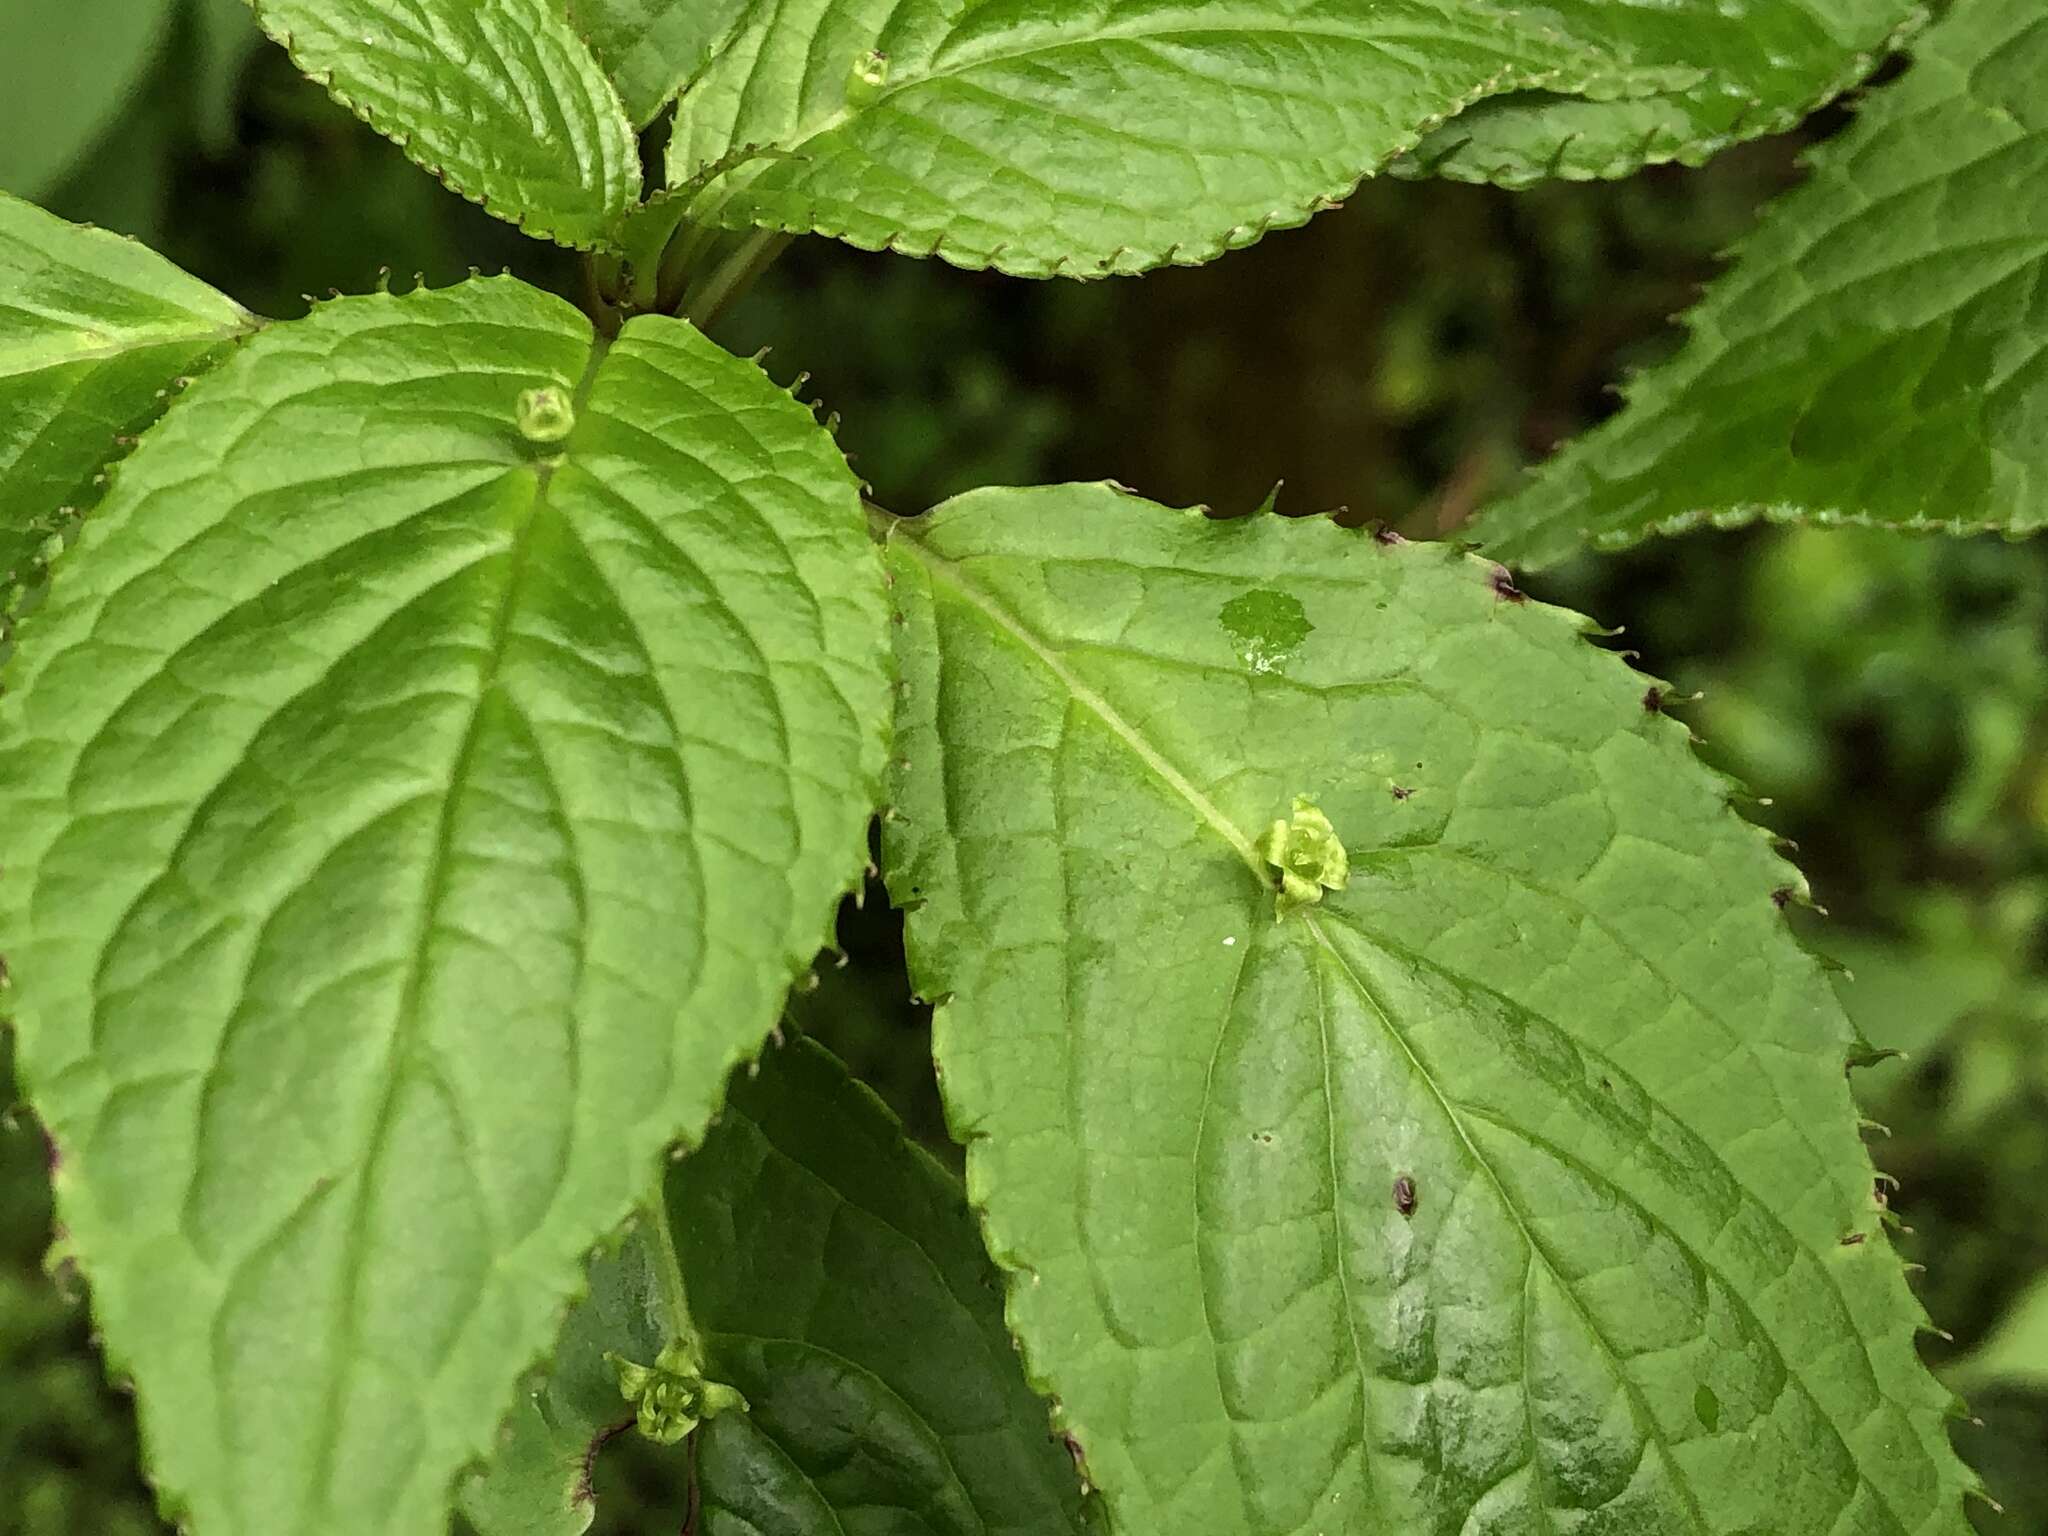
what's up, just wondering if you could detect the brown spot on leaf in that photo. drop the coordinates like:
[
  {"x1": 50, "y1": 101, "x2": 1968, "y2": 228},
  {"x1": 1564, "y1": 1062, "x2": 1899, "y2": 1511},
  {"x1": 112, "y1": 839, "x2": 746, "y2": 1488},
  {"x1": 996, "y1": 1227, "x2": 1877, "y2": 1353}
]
[
  {"x1": 1394, "y1": 1174, "x2": 1417, "y2": 1216},
  {"x1": 1489, "y1": 565, "x2": 1525, "y2": 602}
]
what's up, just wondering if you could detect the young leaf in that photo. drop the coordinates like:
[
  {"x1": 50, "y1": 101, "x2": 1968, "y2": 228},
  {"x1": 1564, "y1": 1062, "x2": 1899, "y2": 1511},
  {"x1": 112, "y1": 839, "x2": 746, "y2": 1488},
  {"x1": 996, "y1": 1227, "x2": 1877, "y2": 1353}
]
[
  {"x1": 663, "y1": 0, "x2": 1916, "y2": 277},
  {"x1": 1, "y1": 193, "x2": 257, "y2": 602},
  {"x1": 0, "y1": 277, "x2": 890, "y2": 1536},
  {"x1": 1470, "y1": 0, "x2": 2048, "y2": 569},
  {"x1": 464, "y1": 1034, "x2": 1095, "y2": 1536},
  {"x1": 0, "y1": 0, "x2": 173, "y2": 198},
  {"x1": 880, "y1": 485, "x2": 1974, "y2": 1535},
  {"x1": 251, "y1": 0, "x2": 641, "y2": 250}
]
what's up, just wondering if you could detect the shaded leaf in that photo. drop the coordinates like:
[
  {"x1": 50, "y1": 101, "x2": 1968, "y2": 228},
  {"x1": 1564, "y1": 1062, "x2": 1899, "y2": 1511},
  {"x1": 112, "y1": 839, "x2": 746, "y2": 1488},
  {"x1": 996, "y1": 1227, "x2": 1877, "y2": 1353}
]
[
  {"x1": 466, "y1": 1034, "x2": 1094, "y2": 1536},
  {"x1": 677, "y1": 1034, "x2": 1094, "y2": 1536},
  {"x1": 459, "y1": 1232, "x2": 675, "y2": 1536},
  {"x1": 0, "y1": 0, "x2": 173, "y2": 199},
  {"x1": 1951, "y1": 1273, "x2": 2048, "y2": 1395},
  {"x1": 1471, "y1": 0, "x2": 2048, "y2": 568}
]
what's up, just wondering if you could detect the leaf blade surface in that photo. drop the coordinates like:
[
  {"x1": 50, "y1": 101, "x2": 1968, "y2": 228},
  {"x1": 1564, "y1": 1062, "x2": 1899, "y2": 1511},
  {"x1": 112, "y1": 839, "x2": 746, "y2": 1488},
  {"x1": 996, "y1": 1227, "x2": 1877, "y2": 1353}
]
[
  {"x1": 881, "y1": 485, "x2": 1973, "y2": 1536},
  {"x1": 0, "y1": 0, "x2": 172, "y2": 198},
  {"x1": 462, "y1": 1034, "x2": 1095, "y2": 1536},
  {"x1": 1471, "y1": 0, "x2": 2048, "y2": 568},
  {"x1": 0, "y1": 193, "x2": 257, "y2": 604},
  {"x1": 252, "y1": 0, "x2": 641, "y2": 248},
  {"x1": 0, "y1": 277, "x2": 889, "y2": 1536},
  {"x1": 663, "y1": 0, "x2": 1917, "y2": 276}
]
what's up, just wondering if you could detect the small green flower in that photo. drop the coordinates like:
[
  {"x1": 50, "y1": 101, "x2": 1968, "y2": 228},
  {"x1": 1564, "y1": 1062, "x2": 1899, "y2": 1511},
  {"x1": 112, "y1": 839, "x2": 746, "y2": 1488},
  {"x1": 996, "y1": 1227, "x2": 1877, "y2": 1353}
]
[
  {"x1": 606, "y1": 1339, "x2": 749, "y2": 1445},
  {"x1": 845, "y1": 49, "x2": 890, "y2": 107},
  {"x1": 515, "y1": 385, "x2": 576, "y2": 444},
  {"x1": 1260, "y1": 796, "x2": 1349, "y2": 919}
]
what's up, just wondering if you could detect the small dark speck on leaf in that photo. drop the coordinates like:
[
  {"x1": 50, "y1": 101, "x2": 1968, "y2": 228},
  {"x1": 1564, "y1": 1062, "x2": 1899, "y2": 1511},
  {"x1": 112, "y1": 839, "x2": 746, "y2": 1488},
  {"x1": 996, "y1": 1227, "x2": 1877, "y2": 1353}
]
[
  {"x1": 1393, "y1": 1174, "x2": 1417, "y2": 1216},
  {"x1": 1841, "y1": 1231, "x2": 1866, "y2": 1247},
  {"x1": 1489, "y1": 565, "x2": 1525, "y2": 602},
  {"x1": 1598, "y1": 1076, "x2": 1614, "y2": 1092},
  {"x1": 1372, "y1": 522, "x2": 1406, "y2": 545},
  {"x1": 1771, "y1": 886, "x2": 1795, "y2": 909},
  {"x1": 1390, "y1": 784, "x2": 1412, "y2": 801},
  {"x1": 1643, "y1": 686, "x2": 1665, "y2": 714},
  {"x1": 1693, "y1": 1384, "x2": 1721, "y2": 1432}
]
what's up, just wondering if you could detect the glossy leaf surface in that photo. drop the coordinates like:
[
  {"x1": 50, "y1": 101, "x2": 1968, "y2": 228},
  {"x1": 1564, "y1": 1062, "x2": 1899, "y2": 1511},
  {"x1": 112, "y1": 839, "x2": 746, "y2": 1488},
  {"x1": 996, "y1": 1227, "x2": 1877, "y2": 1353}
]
[
  {"x1": 881, "y1": 485, "x2": 1973, "y2": 1535},
  {"x1": 0, "y1": 277, "x2": 889, "y2": 1536},
  {"x1": 252, "y1": 0, "x2": 641, "y2": 249},
  {"x1": 664, "y1": 0, "x2": 1916, "y2": 276},
  {"x1": 1472, "y1": 0, "x2": 2048, "y2": 568}
]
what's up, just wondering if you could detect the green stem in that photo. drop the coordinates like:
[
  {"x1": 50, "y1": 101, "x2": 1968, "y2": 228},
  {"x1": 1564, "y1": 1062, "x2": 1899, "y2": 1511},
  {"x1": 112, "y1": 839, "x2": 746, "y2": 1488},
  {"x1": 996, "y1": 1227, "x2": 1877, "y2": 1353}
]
[
  {"x1": 682, "y1": 228, "x2": 791, "y2": 330},
  {"x1": 639, "y1": 1175, "x2": 694, "y2": 1347}
]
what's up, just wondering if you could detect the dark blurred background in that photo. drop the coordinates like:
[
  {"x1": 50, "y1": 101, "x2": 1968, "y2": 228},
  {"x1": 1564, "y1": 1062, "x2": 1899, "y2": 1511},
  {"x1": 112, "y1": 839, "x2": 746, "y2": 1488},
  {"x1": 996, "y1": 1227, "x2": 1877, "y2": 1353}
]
[{"x1": 3, "y1": 6, "x2": 2044, "y2": 1532}]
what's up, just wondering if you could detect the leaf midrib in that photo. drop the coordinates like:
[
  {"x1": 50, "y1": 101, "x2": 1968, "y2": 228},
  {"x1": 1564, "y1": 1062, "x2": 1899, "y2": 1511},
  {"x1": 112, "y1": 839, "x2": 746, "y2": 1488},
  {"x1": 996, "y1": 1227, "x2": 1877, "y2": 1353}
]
[
  {"x1": 885, "y1": 525, "x2": 1263, "y2": 874},
  {"x1": 304, "y1": 334, "x2": 612, "y2": 1519}
]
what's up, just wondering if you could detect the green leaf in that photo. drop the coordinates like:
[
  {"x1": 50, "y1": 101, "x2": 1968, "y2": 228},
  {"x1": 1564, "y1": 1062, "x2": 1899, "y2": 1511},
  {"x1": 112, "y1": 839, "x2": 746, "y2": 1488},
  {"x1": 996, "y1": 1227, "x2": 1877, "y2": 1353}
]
[
  {"x1": 1470, "y1": 0, "x2": 2048, "y2": 569},
  {"x1": 458, "y1": 1231, "x2": 675, "y2": 1536},
  {"x1": 1395, "y1": 2, "x2": 1920, "y2": 189},
  {"x1": 0, "y1": 0, "x2": 173, "y2": 199},
  {"x1": 662, "y1": 0, "x2": 1917, "y2": 277},
  {"x1": 1950, "y1": 1272, "x2": 2048, "y2": 1395},
  {"x1": 0, "y1": 193, "x2": 257, "y2": 606},
  {"x1": 880, "y1": 485, "x2": 1974, "y2": 1535},
  {"x1": 0, "y1": 276, "x2": 890, "y2": 1536},
  {"x1": 676, "y1": 1034, "x2": 1094, "y2": 1536},
  {"x1": 251, "y1": 0, "x2": 641, "y2": 249},
  {"x1": 465, "y1": 1034, "x2": 1094, "y2": 1536},
  {"x1": 189, "y1": 0, "x2": 267, "y2": 153},
  {"x1": 569, "y1": 0, "x2": 749, "y2": 127}
]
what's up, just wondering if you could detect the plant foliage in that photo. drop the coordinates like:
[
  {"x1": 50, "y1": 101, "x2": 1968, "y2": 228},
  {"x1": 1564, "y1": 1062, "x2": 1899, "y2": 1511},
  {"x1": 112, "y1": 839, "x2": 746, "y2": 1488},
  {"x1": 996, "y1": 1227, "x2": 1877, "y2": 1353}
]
[
  {"x1": 0, "y1": 0, "x2": 2031, "y2": 1532},
  {"x1": 879, "y1": 485, "x2": 1973, "y2": 1535},
  {"x1": 1473, "y1": 0, "x2": 2048, "y2": 566},
  {"x1": 0, "y1": 273, "x2": 888, "y2": 1535}
]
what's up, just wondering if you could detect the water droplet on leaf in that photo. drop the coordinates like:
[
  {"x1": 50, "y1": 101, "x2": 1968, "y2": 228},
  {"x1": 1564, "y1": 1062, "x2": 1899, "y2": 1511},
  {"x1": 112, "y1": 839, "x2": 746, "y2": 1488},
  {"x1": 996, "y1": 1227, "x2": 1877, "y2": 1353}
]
[
  {"x1": 516, "y1": 386, "x2": 576, "y2": 444},
  {"x1": 1218, "y1": 588, "x2": 1312, "y2": 675}
]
